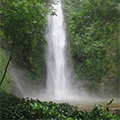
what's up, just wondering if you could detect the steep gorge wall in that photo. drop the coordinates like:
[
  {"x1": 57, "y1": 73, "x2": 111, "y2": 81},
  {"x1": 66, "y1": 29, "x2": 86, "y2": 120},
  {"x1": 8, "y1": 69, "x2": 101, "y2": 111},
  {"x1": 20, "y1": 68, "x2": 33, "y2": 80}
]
[{"x1": 62, "y1": 0, "x2": 119, "y2": 97}]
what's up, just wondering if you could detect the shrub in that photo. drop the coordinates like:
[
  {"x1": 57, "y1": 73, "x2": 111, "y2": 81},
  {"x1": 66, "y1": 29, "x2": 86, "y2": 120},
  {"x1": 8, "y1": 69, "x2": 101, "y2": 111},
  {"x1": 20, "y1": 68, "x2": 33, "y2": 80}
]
[{"x1": 0, "y1": 90, "x2": 119, "y2": 120}]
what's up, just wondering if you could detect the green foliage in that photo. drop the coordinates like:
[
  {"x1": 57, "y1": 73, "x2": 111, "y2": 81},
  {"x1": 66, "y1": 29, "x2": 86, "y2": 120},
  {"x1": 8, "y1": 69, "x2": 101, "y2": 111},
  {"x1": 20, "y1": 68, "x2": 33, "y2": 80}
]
[
  {"x1": 107, "y1": 99, "x2": 114, "y2": 106},
  {"x1": 0, "y1": 0, "x2": 54, "y2": 81},
  {"x1": 0, "y1": 90, "x2": 119, "y2": 120},
  {"x1": 0, "y1": 0, "x2": 47, "y2": 62},
  {"x1": 62, "y1": 0, "x2": 119, "y2": 93},
  {"x1": 0, "y1": 47, "x2": 11, "y2": 92}
]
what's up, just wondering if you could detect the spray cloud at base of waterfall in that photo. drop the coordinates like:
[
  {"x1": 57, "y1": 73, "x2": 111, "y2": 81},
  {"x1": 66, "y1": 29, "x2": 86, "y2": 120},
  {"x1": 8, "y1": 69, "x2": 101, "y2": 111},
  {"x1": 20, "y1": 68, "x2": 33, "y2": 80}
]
[{"x1": 9, "y1": 66, "x2": 44, "y2": 98}]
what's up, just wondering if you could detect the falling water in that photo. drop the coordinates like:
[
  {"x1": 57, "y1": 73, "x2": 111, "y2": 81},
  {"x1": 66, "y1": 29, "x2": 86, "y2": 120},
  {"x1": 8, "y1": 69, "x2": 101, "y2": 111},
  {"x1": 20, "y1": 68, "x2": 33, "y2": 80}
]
[{"x1": 45, "y1": 0, "x2": 73, "y2": 100}]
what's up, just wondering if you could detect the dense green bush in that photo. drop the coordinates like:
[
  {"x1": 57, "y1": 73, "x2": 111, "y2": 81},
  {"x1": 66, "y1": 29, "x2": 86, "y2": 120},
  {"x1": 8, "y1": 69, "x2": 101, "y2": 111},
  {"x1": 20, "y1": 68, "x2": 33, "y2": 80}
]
[{"x1": 0, "y1": 90, "x2": 119, "y2": 120}]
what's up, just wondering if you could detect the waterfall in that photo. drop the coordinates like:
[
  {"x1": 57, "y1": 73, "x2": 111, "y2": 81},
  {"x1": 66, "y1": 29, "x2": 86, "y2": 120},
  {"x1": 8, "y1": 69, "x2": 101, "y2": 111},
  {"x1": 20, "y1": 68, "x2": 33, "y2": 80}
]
[
  {"x1": 45, "y1": 0, "x2": 73, "y2": 100},
  {"x1": 9, "y1": 0, "x2": 86, "y2": 100}
]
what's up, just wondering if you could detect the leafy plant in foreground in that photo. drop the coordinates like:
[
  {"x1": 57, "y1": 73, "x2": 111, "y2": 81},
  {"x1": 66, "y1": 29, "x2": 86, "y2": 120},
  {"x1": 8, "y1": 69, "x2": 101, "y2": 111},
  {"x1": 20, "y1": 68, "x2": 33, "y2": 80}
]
[{"x1": 0, "y1": 90, "x2": 119, "y2": 120}]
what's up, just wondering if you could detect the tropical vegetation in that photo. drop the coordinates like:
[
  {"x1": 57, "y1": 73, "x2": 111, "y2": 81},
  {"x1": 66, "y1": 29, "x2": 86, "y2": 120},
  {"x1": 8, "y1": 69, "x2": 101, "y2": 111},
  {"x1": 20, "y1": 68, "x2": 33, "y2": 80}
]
[
  {"x1": 0, "y1": 90, "x2": 120, "y2": 120},
  {"x1": 62, "y1": 0, "x2": 119, "y2": 95}
]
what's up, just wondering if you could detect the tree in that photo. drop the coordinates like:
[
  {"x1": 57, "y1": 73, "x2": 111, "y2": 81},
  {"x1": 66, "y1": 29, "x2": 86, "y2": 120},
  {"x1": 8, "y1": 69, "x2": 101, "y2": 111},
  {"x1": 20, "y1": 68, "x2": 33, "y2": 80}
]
[{"x1": 0, "y1": 0, "x2": 49, "y2": 86}]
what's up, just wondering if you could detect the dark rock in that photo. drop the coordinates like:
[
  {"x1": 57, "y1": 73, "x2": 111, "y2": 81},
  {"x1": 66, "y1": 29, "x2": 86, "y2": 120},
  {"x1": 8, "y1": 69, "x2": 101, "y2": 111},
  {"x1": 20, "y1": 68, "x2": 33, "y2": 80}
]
[{"x1": 113, "y1": 108, "x2": 120, "y2": 111}]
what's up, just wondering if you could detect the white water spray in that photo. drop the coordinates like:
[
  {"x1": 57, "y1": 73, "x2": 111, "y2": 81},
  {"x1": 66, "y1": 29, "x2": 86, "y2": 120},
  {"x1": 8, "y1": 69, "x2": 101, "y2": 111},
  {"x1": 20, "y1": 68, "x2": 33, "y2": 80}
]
[{"x1": 45, "y1": 1, "x2": 77, "y2": 100}]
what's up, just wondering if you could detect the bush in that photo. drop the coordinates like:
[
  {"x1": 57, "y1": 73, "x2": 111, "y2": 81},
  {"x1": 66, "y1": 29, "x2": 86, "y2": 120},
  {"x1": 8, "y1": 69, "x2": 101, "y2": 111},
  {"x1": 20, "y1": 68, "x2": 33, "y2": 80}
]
[{"x1": 0, "y1": 90, "x2": 119, "y2": 120}]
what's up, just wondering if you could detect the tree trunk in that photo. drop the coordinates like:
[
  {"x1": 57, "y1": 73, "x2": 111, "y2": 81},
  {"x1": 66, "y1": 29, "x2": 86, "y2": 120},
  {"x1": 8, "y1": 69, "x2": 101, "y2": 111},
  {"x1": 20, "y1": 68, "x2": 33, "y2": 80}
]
[{"x1": 0, "y1": 38, "x2": 15, "y2": 87}]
